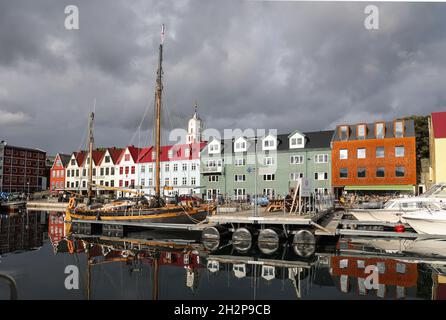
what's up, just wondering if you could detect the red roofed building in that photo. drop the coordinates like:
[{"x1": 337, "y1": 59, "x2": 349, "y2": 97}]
[
  {"x1": 137, "y1": 142, "x2": 205, "y2": 196},
  {"x1": 429, "y1": 111, "x2": 446, "y2": 184},
  {"x1": 49, "y1": 153, "x2": 71, "y2": 194}
]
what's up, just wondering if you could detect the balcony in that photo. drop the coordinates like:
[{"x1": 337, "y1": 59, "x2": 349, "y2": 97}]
[{"x1": 201, "y1": 166, "x2": 224, "y2": 174}]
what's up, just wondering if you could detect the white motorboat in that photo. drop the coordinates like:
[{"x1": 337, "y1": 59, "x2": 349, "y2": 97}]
[
  {"x1": 349, "y1": 198, "x2": 445, "y2": 223},
  {"x1": 348, "y1": 183, "x2": 446, "y2": 223},
  {"x1": 402, "y1": 209, "x2": 446, "y2": 236}
]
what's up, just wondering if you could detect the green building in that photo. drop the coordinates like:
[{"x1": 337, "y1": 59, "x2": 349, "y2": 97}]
[{"x1": 200, "y1": 130, "x2": 334, "y2": 201}]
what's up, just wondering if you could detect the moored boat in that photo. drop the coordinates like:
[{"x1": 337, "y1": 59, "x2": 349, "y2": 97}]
[{"x1": 402, "y1": 209, "x2": 446, "y2": 235}]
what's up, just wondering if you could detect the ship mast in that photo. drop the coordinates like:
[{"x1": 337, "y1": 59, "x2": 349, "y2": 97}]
[
  {"x1": 87, "y1": 112, "x2": 94, "y2": 204},
  {"x1": 154, "y1": 25, "x2": 164, "y2": 203}
]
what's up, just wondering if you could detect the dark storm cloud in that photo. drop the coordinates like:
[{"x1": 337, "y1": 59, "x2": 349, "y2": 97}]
[{"x1": 1, "y1": 0, "x2": 446, "y2": 155}]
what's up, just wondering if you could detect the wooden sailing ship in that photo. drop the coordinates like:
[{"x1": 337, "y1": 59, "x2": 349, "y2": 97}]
[{"x1": 65, "y1": 25, "x2": 215, "y2": 224}]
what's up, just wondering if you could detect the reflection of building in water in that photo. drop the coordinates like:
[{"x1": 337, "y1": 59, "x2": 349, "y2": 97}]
[
  {"x1": 48, "y1": 212, "x2": 65, "y2": 253},
  {"x1": 205, "y1": 254, "x2": 320, "y2": 299},
  {"x1": 59, "y1": 236, "x2": 203, "y2": 298},
  {"x1": 330, "y1": 256, "x2": 418, "y2": 299},
  {"x1": 0, "y1": 213, "x2": 44, "y2": 255},
  {"x1": 431, "y1": 266, "x2": 446, "y2": 300}
]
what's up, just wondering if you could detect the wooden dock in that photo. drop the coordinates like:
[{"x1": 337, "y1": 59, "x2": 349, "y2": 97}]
[
  {"x1": 207, "y1": 209, "x2": 329, "y2": 226},
  {"x1": 27, "y1": 201, "x2": 67, "y2": 211}
]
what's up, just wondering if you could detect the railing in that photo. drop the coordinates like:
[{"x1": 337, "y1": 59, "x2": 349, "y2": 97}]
[
  {"x1": 201, "y1": 166, "x2": 224, "y2": 174},
  {"x1": 0, "y1": 274, "x2": 18, "y2": 300}
]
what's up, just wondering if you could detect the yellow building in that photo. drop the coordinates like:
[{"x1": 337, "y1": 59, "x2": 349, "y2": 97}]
[{"x1": 429, "y1": 111, "x2": 446, "y2": 184}]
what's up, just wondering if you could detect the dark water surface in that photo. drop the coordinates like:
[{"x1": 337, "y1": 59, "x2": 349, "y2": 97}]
[{"x1": 0, "y1": 211, "x2": 445, "y2": 300}]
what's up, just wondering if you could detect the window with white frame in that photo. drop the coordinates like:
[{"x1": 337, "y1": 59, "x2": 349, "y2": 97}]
[
  {"x1": 262, "y1": 136, "x2": 276, "y2": 150},
  {"x1": 290, "y1": 172, "x2": 304, "y2": 180},
  {"x1": 185, "y1": 148, "x2": 190, "y2": 157},
  {"x1": 182, "y1": 163, "x2": 187, "y2": 171},
  {"x1": 209, "y1": 175, "x2": 219, "y2": 182},
  {"x1": 182, "y1": 177, "x2": 187, "y2": 185},
  {"x1": 165, "y1": 178, "x2": 169, "y2": 186},
  {"x1": 315, "y1": 154, "x2": 328, "y2": 163},
  {"x1": 173, "y1": 177, "x2": 178, "y2": 186},
  {"x1": 168, "y1": 149, "x2": 173, "y2": 158},
  {"x1": 357, "y1": 148, "x2": 366, "y2": 159},
  {"x1": 234, "y1": 188, "x2": 246, "y2": 199},
  {"x1": 165, "y1": 164, "x2": 170, "y2": 172},
  {"x1": 209, "y1": 142, "x2": 220, "y2": 153},
  {"x1": 263, "y1": 157, "x2": 275, "y2": 166},
  {"x1": 235, "y1": 158, "x2": 246, "y2": 166},
  {"x1": 173, "y1": 164, "x2": 178, "y2": 172},
  {"x1": 141, "y1": 165, "x2": 145, "y2": 173},
  {"x1": 395, "y1": 120, "x2": 404, "y2": 138},
  {"x1": 290, "y1": 155, "x2": 304, "y2": 164},
  {"x1": 191, "y1": 177, "x2": 196, "y2": 185},
  {"x1": 263, "y1": 174, "x2": 275, "y2": 181},
  {"x1": 191, "y1": 163, "x2": 197, "y2": 170},
  {"x1": 340, "y1": 149, "x2": 348, "y2": 160},
  {"x1": 152, "y1": 151, "x2": 156, "y2": 159},
  {"x1": 395, "y1": 146, "x2": 405, "y2": 157},
  {"x1": 357, "y1": 124, "x2": 366, "y2": 139},
  {"x1": 290, "y1": 137, "x2": 303, "y2": 147},
  {"x1": 234, "y1": 140, "x2": 247, "y2": 152},
  {"x1": 314, "y1": 172, "x2": 328, "y2": 180},
  {"x1": 234, "y1": 174, "x2": 246, "y2": 182}
]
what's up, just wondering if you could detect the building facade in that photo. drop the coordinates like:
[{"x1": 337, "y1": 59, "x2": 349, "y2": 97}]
[
  {"x1": 49, "y1": 153, "x2": 71, "y2": 194},
  {"x1": 200, "y1": 130, "x2": 333, "y2": 201},
  {"x1": 0, "y1": 141, "x2": 47, "y2": 193},
  {"x1": 331, "y1": 119, "x2": 417, "y2": 196},
  {"x1": 138, "y1": 143, "x2": 204, "y2": 196},
  {"x1": 429, "y1": 111, "x2": 446, "y2": 184}
]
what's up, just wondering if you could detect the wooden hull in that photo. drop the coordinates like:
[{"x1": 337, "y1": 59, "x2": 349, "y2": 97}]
[{"x1": 67, "y1": 206, "x2": 210, "y2": 224}]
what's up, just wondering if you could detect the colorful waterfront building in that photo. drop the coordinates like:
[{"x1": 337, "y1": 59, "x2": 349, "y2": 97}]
[
  {"x1": 200, "y1": 130, "x2": 333, "y2": 201},
  {"x1": 429, "y1": 111, "x2": 446, "y2": 184},
  {"x1": 49, "y1": 153, "x2": 71, "y2": 194},
  {"x1": 331, "y1": 118, "x2": 417, "y2": 197},
  {"x1": 137, "y1": 142, "x2": 204, "y2": 196},
  {"x1": 0, "y1": 141, "x2": 47, "y2": 193}
]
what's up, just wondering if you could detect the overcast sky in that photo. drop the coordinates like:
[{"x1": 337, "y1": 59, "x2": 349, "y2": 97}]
[{"x1": 1, "y1": 0, "x2": 446, "y2": 155}]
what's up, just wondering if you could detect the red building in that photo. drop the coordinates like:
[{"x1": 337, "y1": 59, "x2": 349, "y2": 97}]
[
  {"x1": 331, "y1": 118, "x2": 417, "y2": 197},
  {"x1": 0, "y1": 142, "x2": 47, "y2": 193},
  {"x1": 49, "y1": 153, "x2": 71, "y2": 194}
]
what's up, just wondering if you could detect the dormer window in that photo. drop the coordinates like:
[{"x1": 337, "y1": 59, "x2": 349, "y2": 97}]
[
  {"x1": 152, "y1": 151, "x2": 156, "y2": 159},
  {"x1": 262, "y1": 135, "x2": 277, "y2": 151},
  {"x1": 234, "y1": 137, "x2": 247, "y2": 152},
  {"x1": 168, "y1": 149, "x2": 173, "y2": 158},
  {"x1": 339, "y1": 126, "x2": 349, "y2": 141},
  {"x1": 289, "y1": 131, "x2": 305, "y2": 149},
  {"x1": 375, "y1": 122, "x2": 385, "y2": 139},
  {"x1": 185, "y1": 148, "x2": 190, "y2": 157},
  {"x1": 357, "y1": 124, "x2": 366, "y2": 140},
  {"x1": 394, "y1": 120, "x2": 404, "y2": 138},
  {"x1": 208, "y1": 140, "x2": 221, "y2": 154}
]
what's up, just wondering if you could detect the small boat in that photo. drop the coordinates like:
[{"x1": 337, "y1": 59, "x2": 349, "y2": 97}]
[
  {"x1": 348, "y1": 184, "x2": 446, "y2": 223},
  {"x1": 349, "y1": 197, "x2": 446, "y2": 223},
  {"x1": 402, "y1": 209, "x2": 446, "y2": 235},
  {"x1": 66, "y1": 25, "x2": 215, "y2": 225}
]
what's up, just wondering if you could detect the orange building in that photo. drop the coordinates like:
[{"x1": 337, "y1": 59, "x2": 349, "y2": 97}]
[
  {"x1": 332, "y1": 119, "x2": 417, "y2": 196},
  {"x1": 49, "y1": 153, "x2": 71, "y2": 194}
]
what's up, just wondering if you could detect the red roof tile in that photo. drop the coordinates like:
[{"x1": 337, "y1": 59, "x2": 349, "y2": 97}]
[
  {"x1": 91, "y1": 150, "x2": 106, "y2": 166},
  {"x1": 432, "y1": 111, "x2": 446, "y2": 139},
  {"x1": 74, "y1": 151, "x2": 87, "y2": 166},
  {"x1": 137, "y1": 142, "x2": 205, "y2": 163},
  {"x1": 107, "y1": 148, "x2": 124, "y2": 164}
]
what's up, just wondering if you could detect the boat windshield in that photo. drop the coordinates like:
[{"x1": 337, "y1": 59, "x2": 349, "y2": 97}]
[{"x1": 420, "y1": 183, "x2": 446, "y2": 198}]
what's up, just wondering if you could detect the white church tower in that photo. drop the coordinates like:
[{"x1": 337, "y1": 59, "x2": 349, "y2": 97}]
[{"x1": 186, "y1": 102, "x2": 203, "y2": 143}]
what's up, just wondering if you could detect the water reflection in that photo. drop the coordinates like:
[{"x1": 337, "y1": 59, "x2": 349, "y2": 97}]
[{"x1": 0, "y1": 210, "x2": 445, "y2": 300}]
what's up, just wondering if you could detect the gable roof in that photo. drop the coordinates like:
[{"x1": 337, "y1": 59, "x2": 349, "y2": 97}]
[
  {"x1": 432, "y1": 111, "x2": 446, "y2": 139},
  {"x1": 91, "y1": 150, "x2": 106, "y2": 166},
  {"x1": 51, "y1": 153, "x2": 71, "y2": 169},
  {"x1": 74, "y1": 151, "x2": 87, "y2": 166},
  {"x1": 107, "y1": 147, "x2": 125, "y2": 164},
  {"x1": 137, "y1": 143, "x2": 205, "y2": 163}
]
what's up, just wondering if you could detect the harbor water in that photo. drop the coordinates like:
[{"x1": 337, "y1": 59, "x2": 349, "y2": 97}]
[{"x1": 0, "y1": 210, "x2": 445, "y2": 300}]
